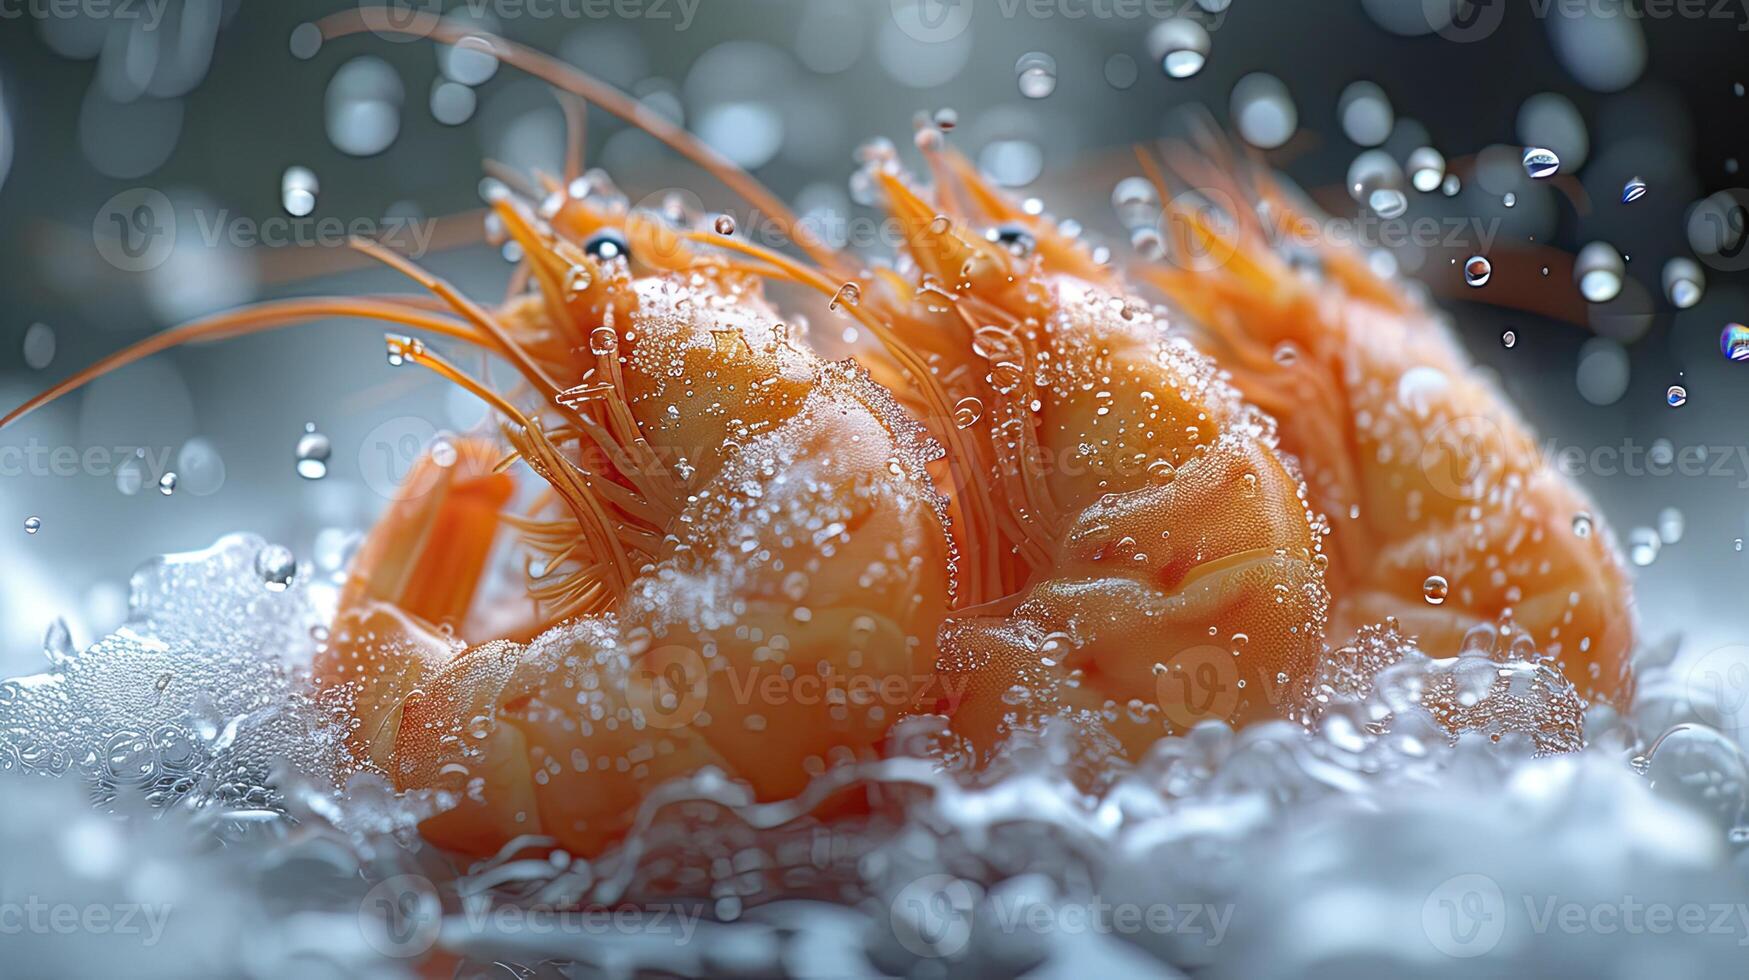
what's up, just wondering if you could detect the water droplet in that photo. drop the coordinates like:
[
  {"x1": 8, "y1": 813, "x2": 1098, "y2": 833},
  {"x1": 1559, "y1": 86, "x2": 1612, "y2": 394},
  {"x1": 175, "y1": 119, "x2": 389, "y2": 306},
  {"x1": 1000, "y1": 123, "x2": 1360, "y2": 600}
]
[
  {"x1": 1407, "y1": 146, "x2": 1445, "y2": 193},
  {"x1": 1737, "y1": 538, "x2": 1744, "y2": 552},
  {"x1": 1232, "y1": 73, "x2": 1297, "y2": 150},
  {"x1": 42, "y1": 618, "x2": 73, "y2": 666},
  {"x1": 1015, "y1": 52, "x2": 1057, "y2": 98},
  {"x1": 589, "y1": 326, "x2": 619, "y2": 356},
  {"x1": 1573, "y1": 512, "x2": 1593, "y2": 538},
  {"x1": 828, "y1": 281, "x2": 861, "y2": 310},
  {"x1": 1665, "y1": 258, "x2": 1706, "y2": 309},
  {"x1": 385, "y1": 334, "x2": 424, "y2": 366},
  {"x1": 952, "y1": 396, "x2": 984, "y2": 429},
  {"x1": 1628, "y1": 526, "x2": 1661, "y2": 566},
  {"x1": 713, "y1": 214, "x2": 736, "y2": 235},
  {"x1": 1522, "y1": 146, "x2": 1561, "y2": 179},
  {"x1": 23, "y1": 516, "x2": 40, "y2": 534},
  {"x1": 932, "y1": 107, "x2": 958, "y2": 131},
  {"x1": 157, "y1": 472, "x2": 177, "y2": 496},
  {"x1": 116, "y1": 451, "x2": 145, "y2": 496},
  {"x1": 1441, "y1": 173, "x2": 1461, "y2": 196},
  {"x1": 1463, "y1": 255, "x2": 1492, "y2": 287},
  {"x1": 1720, "y1": 323, "x2": 1749, "y2": 362},
  {"x1": 1658, "y1": 506, "x2": 1685, "y2": 545},
  {"x1": 295, "y1": 427, "x2": 332, "y2": 480},
  {"x1": 1422, "y1": 574, "x2": 1449, "y2": 605},
  {"x1": 1337, "y1": 81, "x2": 1393, "y2": 147},
  {"x1": 1148, "y1": 19, "x2": 1210, "y2": 79},
  {"x1": 430, "y1": 437, "x2": 458, "y2": 469},
  {"x1": 1502, "y1": 192, "x2": 1517, "y2": 208},
  {"x1": 281, "y1": 166, "x2": 319, "y2": 217},
  {"x1": 1666, "y1": 384, "x2": 1688, "y2": 408},
  {"x1": 289, "y1": 23, "x2": 321, "y2": 60},
  {"x1": 1502, "y1": 330, "x2": 1517, "y2": 348},
  {"x1": 1112, "y1": 176, "x2": 1160, "y2": 230},
  {"x1": 1621, "y1": 176, "x2": 1647, "y2": 203},
  {"x1": 1575, "y1": 241, "x2": 1624, "y2": 303},
  {"x1": 21, "y1": 322, "x2": 55, "y2": 370},
  {"x1": 1368, "y1": 188, "x2": 1408, "y2": 219},
  {"x1": 584, "y1": 229, "x2": 628, "y2": 262},
  {"x1": 255, "y1": 544, "x2": 298, "y2": 592},
  {"x1": 986, "y1": 224, "x2": 1036, "y2": 258}
]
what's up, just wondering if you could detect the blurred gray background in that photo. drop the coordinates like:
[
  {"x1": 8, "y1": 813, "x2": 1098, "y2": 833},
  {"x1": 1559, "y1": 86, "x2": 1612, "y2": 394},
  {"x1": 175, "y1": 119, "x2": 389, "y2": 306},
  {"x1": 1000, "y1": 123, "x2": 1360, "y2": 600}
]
[{"x1": 0, "y1": 0, "x2": 1745, "y2": 670}]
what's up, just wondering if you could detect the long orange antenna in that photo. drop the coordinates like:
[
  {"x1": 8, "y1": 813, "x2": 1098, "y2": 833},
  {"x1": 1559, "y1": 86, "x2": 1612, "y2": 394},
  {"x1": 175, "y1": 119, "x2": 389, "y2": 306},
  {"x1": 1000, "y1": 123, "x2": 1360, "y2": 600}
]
[
  {"x1": 1, "y1": 297, "x2": 483, "y2": 428},
  {"x1": 313, "y1": 10, "x2": 849, "y2": 280}
]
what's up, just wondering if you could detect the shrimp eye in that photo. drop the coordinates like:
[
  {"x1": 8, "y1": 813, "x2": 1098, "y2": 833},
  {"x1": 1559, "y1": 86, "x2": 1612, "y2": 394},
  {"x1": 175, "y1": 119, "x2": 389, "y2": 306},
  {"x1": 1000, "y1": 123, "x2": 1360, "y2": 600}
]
[
  {"x1": 986, "y1": 224, "x2": 1037, "y2": 259},
  {"x1": 584, "y1": 229, "x2": 630, "y2": 263}
]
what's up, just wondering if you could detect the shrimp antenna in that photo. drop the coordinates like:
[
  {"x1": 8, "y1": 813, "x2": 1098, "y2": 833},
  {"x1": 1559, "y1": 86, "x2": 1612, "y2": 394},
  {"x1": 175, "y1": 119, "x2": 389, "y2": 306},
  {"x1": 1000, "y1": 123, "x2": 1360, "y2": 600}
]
[{"x1": 313, "y1": 10, "x2": 851, "y2": 280}]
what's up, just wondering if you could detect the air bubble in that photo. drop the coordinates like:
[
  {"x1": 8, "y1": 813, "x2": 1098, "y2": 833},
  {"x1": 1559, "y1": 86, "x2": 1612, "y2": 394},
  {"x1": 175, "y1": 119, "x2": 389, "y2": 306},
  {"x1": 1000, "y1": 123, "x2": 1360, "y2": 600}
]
[
  {"x1": 1522, "y1": 146, "x2": 1560, "y2": 179},
  {"x1": 254, "y1": 544, "x2": 297, "y2": 592},
  {"x1": 294, "y1": 425, "x2": 331, "y2": 480},
  {"x1": 1422, "y1": 575, "x2": 1449, "y2": 605},
  {"x1": 1148, "y1": 19, "x2": 1210, "y2": 79},
  {"x1": 1463, "y1": 255, "x2": 1492, "y2": 287},
  {"x1": 1015, "y1": 53, "x2": 1057, "y2": 98}
]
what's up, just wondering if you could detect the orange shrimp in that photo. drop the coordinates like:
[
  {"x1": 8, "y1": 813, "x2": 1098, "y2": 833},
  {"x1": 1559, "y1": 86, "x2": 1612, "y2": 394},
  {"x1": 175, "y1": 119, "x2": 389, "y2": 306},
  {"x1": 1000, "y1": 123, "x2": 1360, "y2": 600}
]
[
  {"x1": 810, "y1": 143, "x2": 1331, "y2": 768},
  {"x1": 1134, "y1": 145, "x2": 1635, "y2": 704}
]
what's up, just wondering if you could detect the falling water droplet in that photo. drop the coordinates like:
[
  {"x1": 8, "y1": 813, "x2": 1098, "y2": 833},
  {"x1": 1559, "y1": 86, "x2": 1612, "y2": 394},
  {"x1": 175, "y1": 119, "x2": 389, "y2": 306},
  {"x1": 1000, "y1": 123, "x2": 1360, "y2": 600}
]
[
  {"x1": 430, "y1": 437, "x2": 458, "y2": 469},
  {"x1": 713, "y1": 214, "x2": 736, "y2": 235},
  {"x1": 23, "y1": 516, "x2": 41, "y2": 534},
  {"x1": 1407, "y1": 146, "x2": 1446, "y2": 193},
  {"x1": 1422, "y1": 574, "x2": 1449, "y2": 605},
  {"x1": 1658, "y1": 506, "x2": 1685, "y2": 545},
  {"x1": 1573, "y1": 512, "x2": 1593, "y2": 538},
  {"x1": 1502, "y1": 192, "x2": 1517, "y2": 208},
  {"x1": 1502, "y1": 330, "x2": 1517, "y2": 348},
  {"x1": 1664, "y1": 258, "x2": 1706, "y2": 309},
  {"x1": 1720, "y1": 323, "x2": 1749, "y2": 362},
  {"x1": 255, "y1": 544, "x2": 298, "y2": 592},
  {"x1": 1148, "y1": 19, "x2": 1210, "y2": 79},
  {"x1": 1464, "y1": 255, "x2": 1492, "y2": 287},
  {"x1": 1015, "y1": 53, "x2": 1057, "y2": 98},
  {"x1": 1522, "y1": 146, "x2": 1561, "y2": 179},
  {"x1": 1628, "y1": 527, "x2": 1661, "y2": 566},
  {"x1": 157, "y1": 473, "x2": 177, "y2": 496},
  {"x1": 1574, "y1": 241, "x2": 1624, "y2": 303},
  {"x1": 1666, "y1": 384, "x2": 1688, "y2": 407},
  {"x1": 1621, "y1": 176, "x2": 1647, "y2": 203},
  {"x1": 281, "y1": 166, "x2": 319, "y2": 217},
  {"x1": 295, "y1": 425, "x2": 331, "y2": 480},
  {"x1": 21, "y1": 322, "x2": 55, "y2": 370}
]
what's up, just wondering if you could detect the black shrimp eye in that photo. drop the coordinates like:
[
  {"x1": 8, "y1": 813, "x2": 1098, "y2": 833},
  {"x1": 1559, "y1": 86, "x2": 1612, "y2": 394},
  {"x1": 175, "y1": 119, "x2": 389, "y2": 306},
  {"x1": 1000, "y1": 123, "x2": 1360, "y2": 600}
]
[
  {"x1": 986, "y1": 224, "x2": 1036, "y2": 259},
  {"x1": 584, "y1": 229, "x2": 630, "y2": 263}
]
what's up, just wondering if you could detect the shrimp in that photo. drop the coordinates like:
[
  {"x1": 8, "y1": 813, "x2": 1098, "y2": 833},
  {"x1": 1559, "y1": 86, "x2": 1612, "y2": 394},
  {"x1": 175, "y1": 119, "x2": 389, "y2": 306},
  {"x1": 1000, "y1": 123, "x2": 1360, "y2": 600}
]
[
  {"x1": 1133, "y1": 145, "x2": 1635, "y2": 704},
  {"x1": 809, "y1": 142, "x2": 1331, "y2": 768}
]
